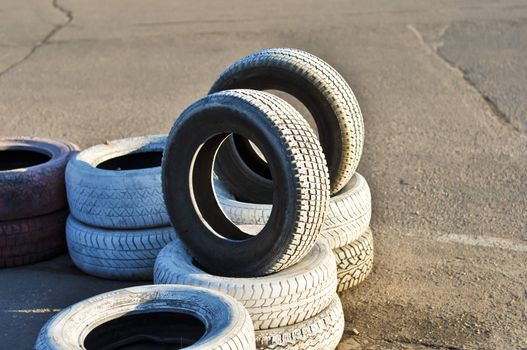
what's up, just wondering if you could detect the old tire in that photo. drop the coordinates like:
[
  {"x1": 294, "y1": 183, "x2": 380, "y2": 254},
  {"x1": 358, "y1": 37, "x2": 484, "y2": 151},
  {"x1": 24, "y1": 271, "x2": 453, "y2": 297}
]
[
  {"x1": 162, "y1": 89, "x2": 329, "y2": 277},
  {"x1": 210, "y1": 48, "x2": 364, "y2": 203},
  {"x1": 0, "y1": 210, "x2": 68, "y2": 268},
  {"x1": 154, "y1": 239, "x2": 337, "y2": 330},
  {"x1": 255, "y1": 294, "x2": 344, "y2": 350},
  {"x1": 336, "y1": 228, "x2": 374, "y2": 292},
  {"x1": 0, "y1": 137, "x2": 78, "y2": 221},
  {"x1": 66, "y1": 215, "x2": 177, "y2": 280},
  {"x1": 35, "y1": 284, "x2": 255, "y2": 350},
  {"x1": 218, "y1": 173, "x2": 371, "y2": 249},
  {"x1": 66, "y1": 135, "x2": 168, "y2": 229}
]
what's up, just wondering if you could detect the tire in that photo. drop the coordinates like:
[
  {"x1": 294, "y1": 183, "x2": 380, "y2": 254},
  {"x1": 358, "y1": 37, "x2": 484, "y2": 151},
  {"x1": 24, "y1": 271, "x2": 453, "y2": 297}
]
[
  {"x1": 154, "y1": 238, "x2": 337, "y2": 330},
  {"x1": 66, "y1": 135, "x2": 168, "y2": 229},
  {"x1": 255, "y1": 294, "x2": 344, "y2": 350},
  {"x1": 218, "y1": 173, "x2": 371, "y2": 249},
  {"x1": 0, "y1": 137, "x2": 78, "y2": 221},
  {"x1": 210, "y1": 48, "x2": 364, "y2": 203},
  {"x1": 0, "y1": 210, "x2": 68, "y2": 267},
  {"x1": 162, "y1": 89, "x2": 329, "y2": 277},
  {"x1": 35, "y1": 284, "x2": 256, "y2": 350},
  {"x1": 66, "y1": 215, "x2": 177, "y2": 280},
  {"x1": 336, "y1": 228, "x2": 374, "y2": 292}
]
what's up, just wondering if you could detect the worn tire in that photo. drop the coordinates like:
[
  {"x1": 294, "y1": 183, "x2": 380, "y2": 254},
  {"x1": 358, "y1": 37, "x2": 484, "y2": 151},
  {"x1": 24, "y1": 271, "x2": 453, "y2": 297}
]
[
  {"x1": 35, "y1": 284, "x2": 255, "y2": 350},
  {"x1": 218, "y1": 173, "x2": 371, "y2": 249},
  {"x1": 66, "y1": 135, "x2": 168, "y2": 229},
  {"x1": 162, "y1": 89, "x2": 329, "y2": 277},
  {"x1": 0, "y1": 210, "x2": 68, "y2": 267},
  {"x1": 154, "y1": 239, "x2": 337, "y2": 330},
  {"x1": 0, "y1": 137, "x2": 78, "y2": 221},
  {"x1": 210, "y1": 48, "x2": 364, "y2": 203},
  {"x1": 336, "y1": 228, "x2": 374, "y2": 292},
  {"x1": 255, "y1": 294, "x2": 344, "y2": 350},
  {"x1": 66, "y1": 215, "x2": 177, "y2": 280}
]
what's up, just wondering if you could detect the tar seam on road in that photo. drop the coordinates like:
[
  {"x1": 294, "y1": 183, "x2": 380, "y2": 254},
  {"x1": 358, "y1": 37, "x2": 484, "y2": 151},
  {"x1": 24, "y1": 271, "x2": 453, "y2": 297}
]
[{"x1": 0, "y1": 0, "x2": 73, "y2": 80}]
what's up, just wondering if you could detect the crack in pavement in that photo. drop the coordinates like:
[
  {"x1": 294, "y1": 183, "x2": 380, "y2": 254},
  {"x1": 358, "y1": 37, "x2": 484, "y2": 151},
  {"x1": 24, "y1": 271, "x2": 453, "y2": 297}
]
[
  {"x1": 385, "y1": 336, "x2": 462, "y2": 350},
  {"x1": 407, "y1": 24, "x2": 525, "y2": 136},
  {"x1": 0, "y1": 0, "x2": 72, "y2": 79}
]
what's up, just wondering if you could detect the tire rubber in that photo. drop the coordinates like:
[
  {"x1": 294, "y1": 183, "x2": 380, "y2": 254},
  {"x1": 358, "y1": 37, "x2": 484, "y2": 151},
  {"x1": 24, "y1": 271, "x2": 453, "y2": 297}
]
[
  {"x1": 35, "y1": 285, "x2": 255, "y2": 350},
  {"x1": 335, "y1": 228, "x2": 374, "y2": 292},
  {"x1": 162, "y1": 89, "x2": 329, "y2": 277},
  {"x1": 154, "y1": 238, "x2": 337, "y2": 330}
]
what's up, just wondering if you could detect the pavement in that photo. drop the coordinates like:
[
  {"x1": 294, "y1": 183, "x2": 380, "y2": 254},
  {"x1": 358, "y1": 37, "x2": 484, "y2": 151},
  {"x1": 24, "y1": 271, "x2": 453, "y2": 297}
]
[{"x1": 0, "y1": 0, "x2": 526, "y2": 349}]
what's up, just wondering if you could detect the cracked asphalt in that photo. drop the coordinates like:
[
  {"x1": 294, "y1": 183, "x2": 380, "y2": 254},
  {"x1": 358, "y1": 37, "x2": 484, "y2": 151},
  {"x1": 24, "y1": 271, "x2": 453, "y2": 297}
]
[{"x1": 0, "y1": 0, "x2": 526, "y2": 349}]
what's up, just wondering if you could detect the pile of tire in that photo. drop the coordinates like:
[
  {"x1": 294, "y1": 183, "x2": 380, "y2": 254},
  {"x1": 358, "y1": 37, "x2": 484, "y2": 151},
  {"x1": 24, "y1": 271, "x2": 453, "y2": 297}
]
[
  {"x1": 0, "y1": 137, "x2": 78, "y2": 268},
  {"x1": 64, "y1": 135, "x2": 178, "y2": 280}
]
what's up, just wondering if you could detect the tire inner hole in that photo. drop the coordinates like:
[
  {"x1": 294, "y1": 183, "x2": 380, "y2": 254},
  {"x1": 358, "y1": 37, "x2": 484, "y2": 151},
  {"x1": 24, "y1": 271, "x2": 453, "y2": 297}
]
[
  {"x1": 97, "y1": 151, "x2": 162, "y2": 170},
  {"x1": 0, "y1": 150, "x2": 51, "y2": 171},
  {"x1": 84, "y1": 311, "x2": 206, "y2": 350}
]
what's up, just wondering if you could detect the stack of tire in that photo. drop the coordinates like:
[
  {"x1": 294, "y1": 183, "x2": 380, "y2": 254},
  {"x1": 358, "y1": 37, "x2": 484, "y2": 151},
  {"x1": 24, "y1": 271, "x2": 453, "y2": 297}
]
[
  {"x1": 64, "y1": 135, "x2": 178, "y2": 280},
  {"x1": 0, "y1": 137, "x2": 77, "y2": 268}
]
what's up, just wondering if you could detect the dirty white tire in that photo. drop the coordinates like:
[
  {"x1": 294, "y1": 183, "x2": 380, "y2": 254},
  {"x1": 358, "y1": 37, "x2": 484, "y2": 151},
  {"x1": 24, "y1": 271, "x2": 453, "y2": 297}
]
[
  {"x1": 218, "y1": 173, "x2": 371, "y2": 249},
  {"x1": 66, "y1": 215, "x2": 177, "y2": 280},
  {"x1": 35, "y1": 285, "x2": 255, "y2": 350},
  {"x1": 66, "y1": 135, "x2": 168, "y2": 229},
  {"x1": 336, "y1": 228, "x2": 374, "y2": 292},
  {"x1": 255, "y1": 294, "x2": 344, "y2": 350},
  {"x1": 154, "y1": 238, "x2": 337, "y2": 330}
]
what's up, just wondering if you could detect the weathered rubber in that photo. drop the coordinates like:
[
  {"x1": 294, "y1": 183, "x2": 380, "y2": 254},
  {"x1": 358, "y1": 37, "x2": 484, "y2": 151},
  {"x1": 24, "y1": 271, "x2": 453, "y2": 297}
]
[
  {"x1": 0, "y1": 137, "x2": 78, "y2": 221},
  {"x1": 335, "y1": 228, "x2": 374, "y2": 292},
  {"x1": 255, "y1": 294, "x2": 344, "y2": 350},
  {"x1": 210, "y1": 48, "x2": 364, "y2": 202},
  {"x1": 154, "y1": 239, "x2": 337, "y2": 330},
  {"x1": 35, "y1": 285, "x2": 256, "y2": 349},
  {"x1": 0, "y1": 210, "x2": 68, "y2": 268},
  {"x1": 66, "y1": 215, "x2": 177, "y2": 280},
  {"x1": 66, "y1": 135, "x2": 168, "y2": 229},
  {"x1": 162, "y1": 89, "x2": 329, "y2": 277}
]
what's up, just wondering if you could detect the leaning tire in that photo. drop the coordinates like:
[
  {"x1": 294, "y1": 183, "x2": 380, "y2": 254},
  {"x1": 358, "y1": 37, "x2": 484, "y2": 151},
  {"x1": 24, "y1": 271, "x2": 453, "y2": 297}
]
[
  {"x1": 154, "y1": 238, "x2": 337, "y2": 330},
  {"x1": 0, "y1": 137, "x2": 78, "y2": 221},
  {"x1": 0, "y1": 210, "x2": 68, "y2": 268},
  {"x1": 255, "y1": 294, "x2": 344, "y2": 350},
  {"x1": 35, "y1": 284, "x2": 255, "y2": 350},
  {"x1": 218, "y1": 173, "x2": 371, "y2": 249},
  {"x1": 66, "y1": 215, "x2": 177, "y2": 280},
  {"x1": 336, "y1": 228, "x2": 374, "y2": 292},
  {"x1": 66, "y1": 135, "x2": 168, "y2": 229},
  {"x1": 210, "y1": 48, "x2": 364, "y2": 202},
  {"x1": 162, "y1": 89, "x2": 329, "y2": 277}
]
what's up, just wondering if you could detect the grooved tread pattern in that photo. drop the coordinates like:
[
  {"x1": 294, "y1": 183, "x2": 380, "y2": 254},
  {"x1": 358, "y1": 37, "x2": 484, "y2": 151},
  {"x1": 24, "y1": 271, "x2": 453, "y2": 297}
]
[
  {"x1": 211, "y1": 48, "x2": 364, "y2": 194},
  {"x1": 66, "y1": 215, "x2": 177, "y2": 280},
  {"x1": 335, "y1": 228, "x2": 374, "y2": 292},
  {"x1": 154, "y1": 239, "x2": 337, "y2": 330},
  {"x1": 254, "y1": 294, "x2": 344, "y2": 350}
]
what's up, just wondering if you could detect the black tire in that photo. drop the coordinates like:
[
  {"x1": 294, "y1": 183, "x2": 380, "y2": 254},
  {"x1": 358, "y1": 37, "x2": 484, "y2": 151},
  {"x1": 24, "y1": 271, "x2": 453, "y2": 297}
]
[
  {"x1": 210, "y1": 48, "x2": 364, "y2": 203},
  {"x1": 0, "y1": 137, "x2": 78, "y2": 221},
  {"x1": 162, "y1": 89, "x2": 329, "y2": 277}
]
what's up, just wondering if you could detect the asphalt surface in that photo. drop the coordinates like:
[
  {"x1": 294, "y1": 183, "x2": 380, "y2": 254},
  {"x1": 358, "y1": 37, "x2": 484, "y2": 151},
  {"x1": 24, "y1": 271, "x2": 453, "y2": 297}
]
[{"x1": 1, "y1": 0, "x2": 526, "y2": 349}]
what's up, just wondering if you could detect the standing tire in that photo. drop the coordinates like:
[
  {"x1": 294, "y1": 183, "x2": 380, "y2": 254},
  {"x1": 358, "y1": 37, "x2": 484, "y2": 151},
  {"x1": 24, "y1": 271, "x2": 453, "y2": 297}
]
[
  {"x1": 335, "y1": 228, "x2": 374, "y2": 292},
  {"x1": 218, "y1": 173, "x2": 371, "y2": 249},
  {"x1": 255, "y1": 294, "x2": 344, "y2": 350},
  {"x1": 154, "y1": 239, "x2": 337, "y2": 330},
  {"x1": 210, "y1": 48, "x2": 364, "y2": 203},
  {"x1": 66, "y1": 215, "x2": 177, "y2": 280},
  {"x1": 162, "y1": 89, "x2": 329, "y2": 277},
  {"x1": 0, "y1": 137, "x2": 78, "y2": 221},
  {"x1": 35, "y1": 285, "x2": 256, "y2": 350},
  {"x1": 66, "y1": 135, "x2": 168, "y2": 229}
]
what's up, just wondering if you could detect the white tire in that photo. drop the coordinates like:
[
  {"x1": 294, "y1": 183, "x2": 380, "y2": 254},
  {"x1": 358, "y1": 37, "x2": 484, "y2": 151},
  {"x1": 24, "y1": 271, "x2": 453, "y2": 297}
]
[
  {"x1": 255, "y1": 294, "x2": 344, "y2": 350},
  {"x1": 336, "y1": 228, "x2": 374, "y2": 292},
  {"x1": 66, "y1": 215, "x2": 177, "y2": 280},
  {"x1": 218, "y1": 173, "x2": 371, "y2": 249},
  {"x1": 35, "y1": 284, "x2": 255, "y2": 349},
  {"x1": 66, "y1": 135, "x2": 168, "y2": 229},
  {"x1": 154, "y1": 238, "x2": 337, "y2": 330}
]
